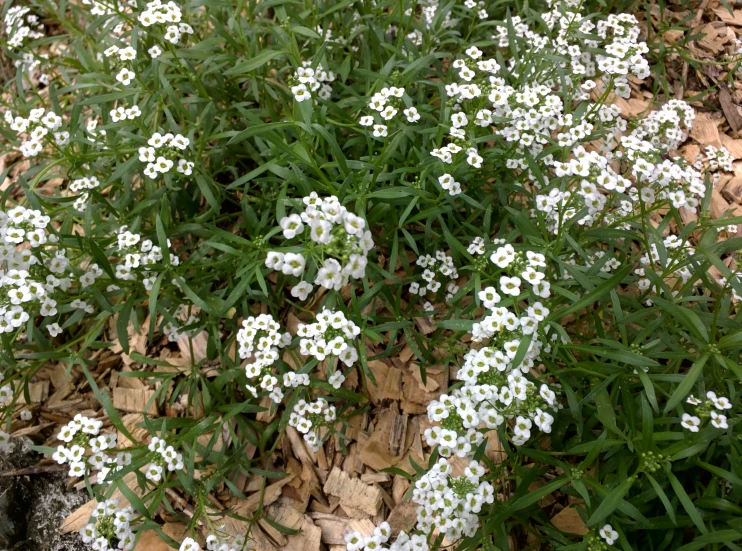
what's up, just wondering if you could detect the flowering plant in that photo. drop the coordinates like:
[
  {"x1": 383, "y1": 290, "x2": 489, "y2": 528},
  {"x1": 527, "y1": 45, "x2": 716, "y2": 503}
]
[{"x1": 1, "y1": 0, "x2": 741, "y2": 550}]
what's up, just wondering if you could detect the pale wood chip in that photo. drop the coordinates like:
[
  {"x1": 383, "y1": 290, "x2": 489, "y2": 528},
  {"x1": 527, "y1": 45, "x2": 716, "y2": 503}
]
[
  {"x1": 720, "y1": 87, "x2": 742, "y2": 132},
  {"x1": 266, "y1": 498, "x2": 322, "y2": 551},
  {"x1": 713, "y1": 7, "x2": 742, "y2": 25},
  {"x1": 308, "y1": 513, "x2": 375, "y2": 545},
  {"x1": 133, "y1": 523, "x2": 186, "y2": 551},
  {"x1": 551, "y1": 506, "x2": 589, "y2": 535},
  {"x1": 60, "y1": 472, "x2": 140, "y2": 533},
  {"x1": 689, "y1": 112, "x2": 723, "y2": 148},
  {"x1": 323, "y1": 467, "x2": 382, "y2": 517},
  {"x1": 112, "y1": 387, "x2": 158, "y2": 415}
]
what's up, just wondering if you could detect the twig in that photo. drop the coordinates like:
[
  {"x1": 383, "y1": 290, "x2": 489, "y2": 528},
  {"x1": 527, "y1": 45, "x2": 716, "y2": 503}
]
[{"x1": 0, "y1": 464, "x2": 68, "y2": 477}]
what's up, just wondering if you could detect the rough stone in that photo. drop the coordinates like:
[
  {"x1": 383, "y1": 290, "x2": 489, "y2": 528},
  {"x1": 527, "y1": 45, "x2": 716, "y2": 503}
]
[{"x1": 0, "y1": 438, "x2": 88, "y2": 551}]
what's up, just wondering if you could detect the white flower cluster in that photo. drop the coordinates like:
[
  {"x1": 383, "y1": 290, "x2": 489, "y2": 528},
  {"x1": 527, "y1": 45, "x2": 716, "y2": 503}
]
[
  {"x1": 144, "y1": 436, "x2": 184, "y2": 482},
  {"x1": 345, "y1": 522, "x2": 429, "y2": 551},
  {"x1": 266, "y1": 193, "x2": 374, "y2": 294},
  {"x1": 0, "y1": 383, "x2": 14, "y2": 451},
  {"x1": 139, "y1": 131, "x2": 194, "y2": 179},
  {"x1": 291, "y1": 62, "x2": 336, "y2": 102},
  {"x1": 5, "y1": 107, "x2": 65, "y2": 157},
  {"x1": 403, "y1": 0, "x2": 455, "y2": 47},
  {"x1": 4, "y1": 6, "x2": 44, "y2": 49},
  {"x1": 411, "y1": 458, "x2": 495, "y2": 541},
  {"x1": 52, "y1": 414, "x2": 132, "y2": 482},
  {"x1": 487, "y1": 245, "x2": 550, "y2": 300},
  {"x1": 178, "y1": 533, "x2": 247, "y2": 551},
  {"x1": 139, "y1": 0, "x2": 194, "y2": 44},
  {"x1": 297, "y1": 308, "x2": 360, "y2": 372},
  {"x1": 682, "y1": 392, "x2": 734, "y2": 432},
  {"x1": 114, "y1": 226, "x2": 181, "y2": 286},
  {"x1": 699, "y1": 145, "x2": 734, "y2": 173},
  {"x1": 635, "y1": 236, "x2": 695, "y2": 301},
  {"x1": 69, "y1": 175, "x2": 102, "y2": 212},
  {"x1": 289, "y1": 397, "x2": 337, "y2": 452},
  {"x1": 236, "y1": 314, "x2": 292, "y2": 402},
  {"x1": 409, "y1": 251, "x2": 460, "y2": 304},
  {"x1": 80, "y1": 499, "x2": 135, "y2": 551},
  {"x1": 359, "y1": 85, "x2": 420, "y2": 139},
  {"x1": 628, "y1": 99, "x2": 694, "y2": 153},
  {"x1": 162, "y1": 304, "x2": 201, "y2": 342},
  {"x1": 0, "y1": 206, "x2": 62, "y2": 333},
  {"x1": 0, "y1": 429, "x2": 13, "y2": 453}
]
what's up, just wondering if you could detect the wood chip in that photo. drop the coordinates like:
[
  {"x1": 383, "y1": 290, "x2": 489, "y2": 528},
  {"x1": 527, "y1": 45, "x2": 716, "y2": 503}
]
[
  {"x1": 551, "y1": 506, "x2": 589, "y2": 535},
  {"x1": 112, "y1": 388, "x2": 158, "y2": 415},
  {"x1": 133, "y1": 523, "x2": 186, "y2": 551},
  {"x1": 689, "y1": 112, "x2": 722, "y2": 148},
  {"x1": 386, "y1": 499, "x2": 417, "y2": 535},
  {"x1": 233, "y1": 474, "x2": 296, "y2": 516},
  {"x1": 266, "y1": 498, "x2": 322, "y2": 551},
  {"x1": 60, "y1": 472, "x2": 140, "y2": 533},
  {"x1": 359, "y1": 410, "x2": 406, "y2": 471},
  {"x1": 308, "y1": 513, "x2": 375, "y2": 545},
  {"x1": 713, "y1": 7, "x2": 742, "y2": 25},
  {"x1": 177, "y1": 330, "x2": 209, "y2": 364},
  {"x1": 323, "y1": 467, "x2": 382, "y2": 517},
  {"x1": 720, "y1": 87, "x2": 742, "y2": 132}
]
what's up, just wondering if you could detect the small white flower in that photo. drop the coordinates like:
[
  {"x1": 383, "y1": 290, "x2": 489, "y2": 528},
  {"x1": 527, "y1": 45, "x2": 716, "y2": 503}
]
[
  {"x1": 599, "y1": 524, "x2": 619, "y2": 545},
  {"x1": 115, "y1": 68, "x2": 135, "y2": 85},
  {"x1": 681, "y1": 413, "x2": 701, "y2": 433}
]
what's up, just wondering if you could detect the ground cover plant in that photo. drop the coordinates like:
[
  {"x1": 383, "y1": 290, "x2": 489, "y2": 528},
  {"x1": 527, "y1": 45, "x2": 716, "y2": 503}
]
[{"x1": 1, "y1": 0, "x2": 742, "y2": 549}]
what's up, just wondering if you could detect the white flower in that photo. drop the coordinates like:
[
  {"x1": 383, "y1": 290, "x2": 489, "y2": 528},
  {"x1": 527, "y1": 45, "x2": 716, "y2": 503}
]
[
  {"x1": 115, "y1": 68, "x2": 135, "y2": 85},
  {"x1": 291, "y1": 281, "x2": 313, "y2": 301},
  {"x1": 404, "y1": 106, "x2": 420, "y2": 122},
  {"x1": 500, "y1": 276, "x2": 521, "y2": 296},
  {"x1": 599, "y1": 524, "x2": 619, "y2": 545},
  {"x1": 372, "y1": 124, "x2": 387, "y2": 138},
  {"x1": 180, "y1": 538, "x2": 201, "y2": 551},
  {"x1": 681, "y1": 413, "x2": 701, "y2": 432},
  {"x1": 710, "y1": 411, "x2": 728, "y2": 429}
]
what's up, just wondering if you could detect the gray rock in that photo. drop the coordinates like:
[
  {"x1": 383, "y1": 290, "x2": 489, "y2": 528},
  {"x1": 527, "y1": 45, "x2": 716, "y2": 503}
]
[{"x1": 0, "y1": 438, "x2": 88, "y2": 551}]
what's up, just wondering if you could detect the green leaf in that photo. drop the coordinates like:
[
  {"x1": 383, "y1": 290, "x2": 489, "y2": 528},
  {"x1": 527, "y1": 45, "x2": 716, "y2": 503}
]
[
  {"x1": 587, "y1": 476, "x2": 635, "y2": 527},
  {"x1": 664, "y1": 354, "x2": 709, "y2": 414},
  {"x1": 225, "y1": 49, "x2": 285, "y2": 75}
]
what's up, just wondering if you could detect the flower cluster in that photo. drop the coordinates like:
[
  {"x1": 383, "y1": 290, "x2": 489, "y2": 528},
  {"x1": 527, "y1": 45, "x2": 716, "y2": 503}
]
[
  {"x1": 409, "y1": 251, "x2": 460, "y2": 306},
  {"x1": 266, "y1": 193, "x2": 374, "y2": 294},
  {"x1": 4, "y1": 6, "x2": 45, "y2": 49},
  {"x1": 297, "y1": 308, "x2": 361, "y2": 373},
  {"x1": 345, "y1": 522, "x2": 429, "y2": 551},
  {"x1": 682, "y1": 392, "x2": 734, "y2": 432},
  {"x1": 5, "y1": 107, "x2": 65, "y2": 157},
  {"x1": 139, "y1": 0, "x2": 194, "y2": 44},
  {"x1": 144, "y1": 436, "x2": 185, "y2": 482},
  {"x1": 487, "y1": 245, "x2": 550, "y2": 301},
  {"x1": 411, "y1": 458, "x2": 495, "y2": 541},
  {"x1": 236, "y1": 314, "x2": 292, "y2": 401},
  {"x1": 700, "y1": 145, "x2": 734, "y2": 173},
  {"x1": 289, "y1": 397, "x2": 337, "y2": 451},
  {"x1": 139, "y1": 132, "x2": 194, "y2": 179},
  {"x1": 178, "y1": 533, "x2": 247, "y2": 551},
  {"x1": 79, "y1": 500, "x2": 136, "y2": 551},
  {"x1": 290, "y1": 62, "x2": 336, "y2": 102},
  {"x1": 0, "y1": 210, "x2": 57, "y2": 333},
  {"x1": 359, "y1": 85, "x2": 420, "y2": 138},
  {"x1": 114, "y1": 226, "x2": 181, "y2": 287},
  {"x1": 52, "y1": 415, "x2": 131, "y2": 482}
]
